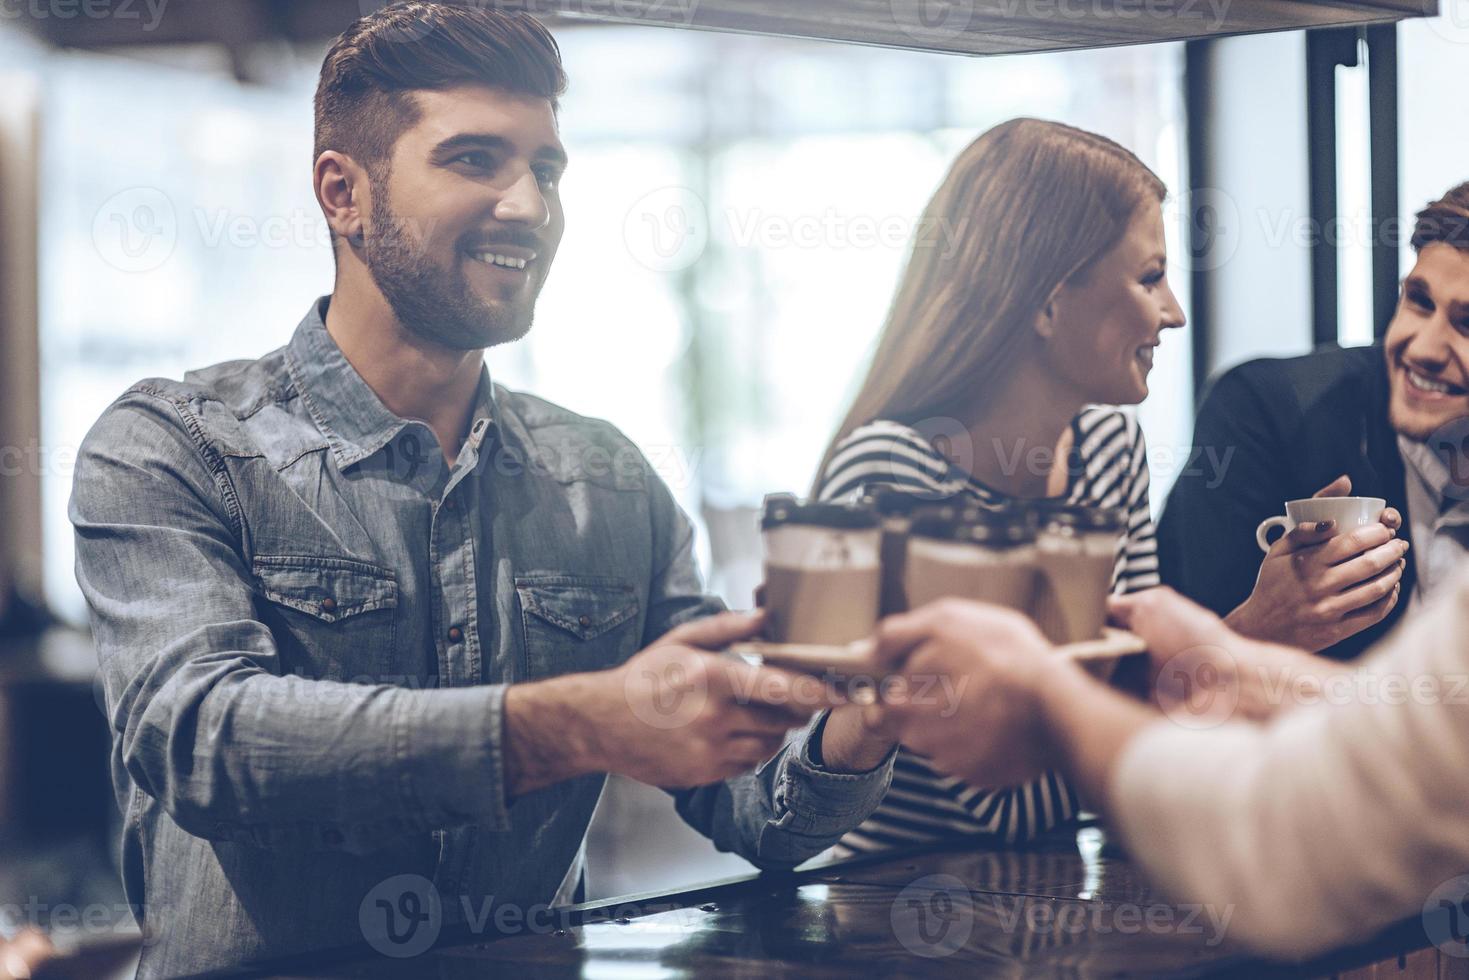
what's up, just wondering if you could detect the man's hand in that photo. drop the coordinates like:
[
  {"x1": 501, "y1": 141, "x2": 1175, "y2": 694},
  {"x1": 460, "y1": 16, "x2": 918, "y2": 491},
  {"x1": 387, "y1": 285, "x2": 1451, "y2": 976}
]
[
  {"x1": 1111, "y1": 587, "x2": 1346, "y2": 724},
  {"x1": 504, "y1": 611, "x2": 842, "y2": 796},
  {"x1": 1, "y1": 929, "x2": 54, "y2": 980},
  {"x1": 865, "y1": 599, "x2": 1066, "y2": 788},
  {"x1": 1228, "y1": 475, "x2": 1407, "y2": 652}
]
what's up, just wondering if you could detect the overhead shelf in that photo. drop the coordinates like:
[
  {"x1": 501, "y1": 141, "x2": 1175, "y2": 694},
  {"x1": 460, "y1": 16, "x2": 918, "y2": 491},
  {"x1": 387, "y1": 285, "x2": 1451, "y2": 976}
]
[
  {"x1": 12, "y1": 0, "x2": 1437, "y2": 55},
  {"x1": 525, "y1": 0, "x2": 1437, "y2": 55}
]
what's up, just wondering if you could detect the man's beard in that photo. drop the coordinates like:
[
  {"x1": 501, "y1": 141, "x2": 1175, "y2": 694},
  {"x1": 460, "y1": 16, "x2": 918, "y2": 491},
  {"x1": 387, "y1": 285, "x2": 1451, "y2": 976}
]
[{"x1": 364, "y1": 193, "x2": 535, "y2": 351}]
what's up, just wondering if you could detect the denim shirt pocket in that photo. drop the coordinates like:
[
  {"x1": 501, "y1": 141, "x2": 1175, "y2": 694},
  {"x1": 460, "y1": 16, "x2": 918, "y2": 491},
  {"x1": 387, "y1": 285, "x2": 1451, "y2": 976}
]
[
  {"x1": 252, "y1": 554, "x2": 399, "y2": 682},
  {"x1": 515, "y1": 575, "x2": 641, "y2": 679}
]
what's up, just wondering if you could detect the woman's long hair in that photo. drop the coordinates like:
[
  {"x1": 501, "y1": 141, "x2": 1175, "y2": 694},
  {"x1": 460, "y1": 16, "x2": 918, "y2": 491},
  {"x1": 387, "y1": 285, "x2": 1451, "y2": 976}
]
[{"x1": 811, "y1": 118, "x2": 1166, "y2": 493}]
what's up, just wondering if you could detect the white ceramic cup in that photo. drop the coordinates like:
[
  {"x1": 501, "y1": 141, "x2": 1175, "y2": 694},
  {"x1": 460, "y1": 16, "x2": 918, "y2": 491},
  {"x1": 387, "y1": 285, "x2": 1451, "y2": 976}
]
[{"x1": 1255, "y1": 496, "x2": 1388, "y2": 552}]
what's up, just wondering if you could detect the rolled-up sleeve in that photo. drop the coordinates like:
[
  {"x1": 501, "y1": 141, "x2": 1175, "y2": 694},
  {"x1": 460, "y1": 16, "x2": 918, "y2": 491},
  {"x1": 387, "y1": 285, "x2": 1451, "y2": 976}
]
[
  {"x1": 672, "y1": 709, "x2": 894, "y2": 869},
  {"x1": 72, "y1": 389, "x2": 514, "y2": 853}
]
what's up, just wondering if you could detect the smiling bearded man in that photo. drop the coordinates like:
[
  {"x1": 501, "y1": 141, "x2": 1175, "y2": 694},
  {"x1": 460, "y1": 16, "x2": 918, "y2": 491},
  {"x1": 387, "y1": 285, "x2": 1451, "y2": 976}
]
[{"x1": 68, "y1": 5, "x2": 897, "y2": 977}]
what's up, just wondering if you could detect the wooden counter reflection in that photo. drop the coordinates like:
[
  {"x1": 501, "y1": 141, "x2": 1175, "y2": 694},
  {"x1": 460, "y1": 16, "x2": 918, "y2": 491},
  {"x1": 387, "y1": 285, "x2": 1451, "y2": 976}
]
[{"x1": 195, "y1": 825, "x2": 1459, "y2": 979}]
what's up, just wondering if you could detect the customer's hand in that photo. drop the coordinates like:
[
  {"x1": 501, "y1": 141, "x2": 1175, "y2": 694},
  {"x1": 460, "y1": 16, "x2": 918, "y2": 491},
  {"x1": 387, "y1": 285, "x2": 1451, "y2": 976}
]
[
  {"x1": 1111, "y1": 587, "x2": 1345, "y2": 724},
  {"x1": 587, "y1": 611, "x2": 841, "y2": 788},
  {"x1": 865, "y1": 599, "x2": 1066, "y2": 787},
  {"x1": 1227, "y1": 475, "x2": 1407, "y2": 652},
  {"x1": 503, "y1": 611, "x2": 846, "y2": 796},
  {"x1": 1, "y1": 929, "x2": 54, "y2": 979},
  {"x1": 755, "y1": 581, "x2": 896, "y2": 774}
]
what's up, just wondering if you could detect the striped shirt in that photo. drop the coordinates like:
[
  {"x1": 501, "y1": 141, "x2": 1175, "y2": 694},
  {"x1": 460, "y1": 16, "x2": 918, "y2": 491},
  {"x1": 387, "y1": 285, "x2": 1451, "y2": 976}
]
[{"x1": 816, "y1": 408, "x2": 1160, "y2": 855}]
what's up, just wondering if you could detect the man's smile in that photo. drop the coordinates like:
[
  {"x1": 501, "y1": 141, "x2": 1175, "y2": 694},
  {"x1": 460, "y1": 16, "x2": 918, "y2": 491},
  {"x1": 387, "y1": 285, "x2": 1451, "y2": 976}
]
[
  {"x1": 1398, "y1": 358, "x2": 1469, "y2": 407},
  {"x1": 466, "y1": 248, "x2": 535, "y2": 272}
]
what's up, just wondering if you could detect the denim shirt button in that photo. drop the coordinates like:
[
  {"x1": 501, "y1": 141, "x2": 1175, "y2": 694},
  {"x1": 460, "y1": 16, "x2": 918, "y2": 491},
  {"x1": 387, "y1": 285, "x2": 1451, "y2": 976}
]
[
  {"x1": 320, "y1": 597, "x2": 337, "y2": 613},
  {"x1": 448, "y1": 626, "x2": 464, "y2": 643},
  {"x1": 323, "y1": 828, "x2": 344, "y2": 847},
  {"x1": 578, "y1": 615, "x2": 591, "y2": 628}
]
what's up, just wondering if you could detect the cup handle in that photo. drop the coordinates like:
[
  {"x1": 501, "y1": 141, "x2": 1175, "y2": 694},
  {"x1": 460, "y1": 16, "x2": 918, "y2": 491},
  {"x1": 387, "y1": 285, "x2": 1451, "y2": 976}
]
[{"x1": 1255, "y1": 515, "x2": 1292, "y2": 553}]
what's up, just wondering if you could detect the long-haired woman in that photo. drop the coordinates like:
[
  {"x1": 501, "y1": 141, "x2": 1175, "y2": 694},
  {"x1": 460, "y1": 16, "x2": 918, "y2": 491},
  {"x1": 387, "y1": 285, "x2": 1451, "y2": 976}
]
[{"x1": 814, "y1": 117, "x2": 1186, "y2": 854}]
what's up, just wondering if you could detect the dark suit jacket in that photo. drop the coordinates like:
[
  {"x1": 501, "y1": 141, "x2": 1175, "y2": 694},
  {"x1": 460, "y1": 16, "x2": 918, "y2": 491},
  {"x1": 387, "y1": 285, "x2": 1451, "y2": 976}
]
[{"x1": 1156, "y1": 343, "x2": 1413, "y2": 661}]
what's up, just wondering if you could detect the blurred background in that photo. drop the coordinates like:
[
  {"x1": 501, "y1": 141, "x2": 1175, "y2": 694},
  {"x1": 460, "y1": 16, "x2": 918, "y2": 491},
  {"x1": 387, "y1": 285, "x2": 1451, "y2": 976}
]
[{"x1": 0, "y1": 0, "x2": 1466, "y2": 968}]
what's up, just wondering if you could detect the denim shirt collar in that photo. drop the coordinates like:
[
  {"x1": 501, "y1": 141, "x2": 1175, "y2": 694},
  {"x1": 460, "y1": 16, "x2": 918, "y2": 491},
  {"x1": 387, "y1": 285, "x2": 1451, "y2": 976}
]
[{"x1": 285, "y1": 296, "x2": 499, "y2": 470}]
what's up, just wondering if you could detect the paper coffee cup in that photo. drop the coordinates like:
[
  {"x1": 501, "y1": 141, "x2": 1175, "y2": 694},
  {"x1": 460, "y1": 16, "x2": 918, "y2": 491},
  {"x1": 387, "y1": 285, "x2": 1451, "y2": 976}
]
[{"x1": 760, "y1": 496, "x2": 881, "y2": 645}]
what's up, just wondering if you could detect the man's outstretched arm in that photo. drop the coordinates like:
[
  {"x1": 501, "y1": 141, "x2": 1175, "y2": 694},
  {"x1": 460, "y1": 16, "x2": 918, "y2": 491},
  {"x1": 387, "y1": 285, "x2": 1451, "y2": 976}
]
[
  {"x1": 636, "y1": 461, "x2": 895, "y2": 868},
  {"x1": 77, "y1": 392, "x2": 861, "y2": 856}
]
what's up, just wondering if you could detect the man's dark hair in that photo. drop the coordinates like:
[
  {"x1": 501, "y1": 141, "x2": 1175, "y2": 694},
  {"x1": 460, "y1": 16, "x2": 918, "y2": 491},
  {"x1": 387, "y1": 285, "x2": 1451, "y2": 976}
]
[
  {"x1": 1411, "y1": 182, "x2": 1469, "y2": 253},
  {"x1": 314, "y1": 2, "x2": 567, "y2": 178}
]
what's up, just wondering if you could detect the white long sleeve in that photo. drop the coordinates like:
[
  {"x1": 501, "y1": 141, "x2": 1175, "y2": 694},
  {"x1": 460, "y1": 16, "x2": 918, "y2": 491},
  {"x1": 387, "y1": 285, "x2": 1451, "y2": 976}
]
[{"x1": 1109, "y1": 568, "x2": 1469, "y2": 959}]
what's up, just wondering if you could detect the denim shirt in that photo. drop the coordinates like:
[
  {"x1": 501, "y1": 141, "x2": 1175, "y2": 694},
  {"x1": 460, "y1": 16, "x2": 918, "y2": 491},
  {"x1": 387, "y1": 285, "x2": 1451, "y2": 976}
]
[{"x1": 70, "y1": 299, "x2": 893, "y2": 978}]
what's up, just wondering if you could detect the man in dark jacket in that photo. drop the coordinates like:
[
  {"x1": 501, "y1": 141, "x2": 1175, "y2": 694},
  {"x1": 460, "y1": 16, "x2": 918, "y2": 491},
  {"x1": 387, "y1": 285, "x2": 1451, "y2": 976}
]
[{"x1": 1158, "y1": 182, "x2": 1469, "y2": 660}]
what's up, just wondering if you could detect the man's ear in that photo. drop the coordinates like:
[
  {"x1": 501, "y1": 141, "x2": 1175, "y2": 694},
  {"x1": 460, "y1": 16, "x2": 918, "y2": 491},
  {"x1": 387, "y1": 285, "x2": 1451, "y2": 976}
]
[{"x1": 315, "y1": 150, "x2": 368, "y2": 249}]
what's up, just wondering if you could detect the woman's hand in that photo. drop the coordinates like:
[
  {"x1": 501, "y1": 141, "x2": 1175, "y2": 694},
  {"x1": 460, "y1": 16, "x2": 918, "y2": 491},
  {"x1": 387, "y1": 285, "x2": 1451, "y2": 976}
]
[
  {"x1": 1111, "y1": 587, "x2": 1346, "y2": 725},
  {"x1": 866, "y1": 599, "x2": 1067, "y2": 787},
  {"x1": 1227, "y1": 475, "x2": 1407, "y2": 652}
]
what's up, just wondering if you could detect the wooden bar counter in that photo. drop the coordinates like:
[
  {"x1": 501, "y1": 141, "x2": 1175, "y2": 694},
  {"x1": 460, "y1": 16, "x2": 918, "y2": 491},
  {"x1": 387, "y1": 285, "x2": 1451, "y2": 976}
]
[{"x1": 186, "y1": 824, "x2": 1464, "y2": 979}]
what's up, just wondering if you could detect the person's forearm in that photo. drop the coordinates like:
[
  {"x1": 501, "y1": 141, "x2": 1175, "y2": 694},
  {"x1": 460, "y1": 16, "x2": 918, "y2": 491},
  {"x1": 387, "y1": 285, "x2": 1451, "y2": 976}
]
[
  {"x1": 1225, "y1": 597, "x2": 1309, "y2": 651},
  {"x1": 502, "y1": 671, "x2": 609, "y2": 798},
  {"x1": 1224, "y1": 597, "x2": 1307, "y2": 652},
  {"x1": 1203, "y1": 610, "x2": 1353, "y2": 718},
  {"x1": 115, "y1": 665, "x2": 511, "y2": 852},
  {"x1": 1233, "y1": 641, "x2": 1352, "y2": 719},
  {"x1": 817, "y1": 705, "x2": 896, "y2": 773},
  {"x1": 1223, "y1": 598, "x2": 1266, "y2": 641},
  {"x1": 1037, "y1": 663, "x2": 1159, "y2": 812}
]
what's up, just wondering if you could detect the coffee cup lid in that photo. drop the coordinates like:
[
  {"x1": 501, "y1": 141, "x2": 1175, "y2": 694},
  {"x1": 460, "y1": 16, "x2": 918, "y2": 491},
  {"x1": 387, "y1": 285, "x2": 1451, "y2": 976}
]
[
  {"x1": 909, "y1": 504, "x2": 1037, "y2": 546},
  {"x1": 1035, "y1": 502, "x2": 1127, "y2": 534},
  {"x1": 858, "y1": 485, "x2": 952, "y2": 517},
  {"x1": 762, "y1": 494, "x2": 879, "y2": 530}
]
